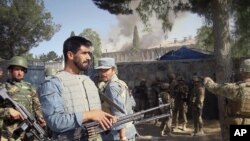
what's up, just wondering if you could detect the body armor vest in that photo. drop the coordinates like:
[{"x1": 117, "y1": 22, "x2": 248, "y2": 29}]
[
  {"x1": 5, "y1": 80, "x2": 34, "y2": 113},
  {"x1": 56, "y1": 71, "x2": 101, "y2": 114},
  {"x1": 227, "y1": 82, "x2": 250, "y2": 117}
]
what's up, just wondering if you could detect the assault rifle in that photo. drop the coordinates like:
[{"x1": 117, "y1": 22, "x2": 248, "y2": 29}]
[
  {"x1": 83, "y1": 103, "x2": 171, "y2": 140},
  {"x1": 0, "y1": 88, "x2": 48, "y2": 141}
]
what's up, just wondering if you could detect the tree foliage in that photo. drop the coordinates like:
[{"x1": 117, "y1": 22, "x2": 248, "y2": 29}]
[
  {"x1": 93, "y1": 0, "x2": 132, "y2": 15},
  {"x1": 129, "y1": 25, "x2": 140, "y2": 62},
  {"x1": 132, "y1": 25, "x2": 140, "y2": 52},
  {"x1": 79, "y1": 28, "x2": 102, "y2": 64},
  {"x1": 46, "y1": 51, "x2": 58, "y2": 61},
  {"x1": 0, "y1": 0, "x2": 60, "y2": 60},
  {"x1": 231, "y1": 0, "x2": 250, "y2": 58},
  {"x1": 70, "y1": 31, "x2": 75, "y2": 37},
  {"x1": 195, "y1": 25, "x2": 214, "y2": 52},
  {"x1": 38, "y1": 51, "x2": 61, "y2": 62}
]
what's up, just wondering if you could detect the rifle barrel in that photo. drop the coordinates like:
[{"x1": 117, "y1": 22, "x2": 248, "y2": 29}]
[{"x1": 84, "y1": 103, "x2": 171, "y2": 134}]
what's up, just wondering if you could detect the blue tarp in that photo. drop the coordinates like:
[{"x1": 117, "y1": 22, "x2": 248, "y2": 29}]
[{"x1": 159, "y1": 47, "x2": 212, "y2": 60}]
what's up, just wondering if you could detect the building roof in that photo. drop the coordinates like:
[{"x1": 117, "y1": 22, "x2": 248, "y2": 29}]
[{"x1": 159, "y1": 46, "x2": 213, "y2": 60}]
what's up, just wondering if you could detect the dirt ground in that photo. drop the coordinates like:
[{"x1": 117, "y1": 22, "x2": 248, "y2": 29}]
[{"x1": 135, "y1": 120, "x2": 222, "y2": 141}]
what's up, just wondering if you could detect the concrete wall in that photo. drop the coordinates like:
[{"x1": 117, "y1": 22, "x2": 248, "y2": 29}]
[{"x1": 103, "y1": 46, "x2": 196, "y2": 62}]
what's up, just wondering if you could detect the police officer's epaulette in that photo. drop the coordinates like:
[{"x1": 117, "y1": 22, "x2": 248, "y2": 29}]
[
  {"x1": 42, "y1": 76, "x2": 57, "y2": 85},
  {"x1": 111, "y1": 79, "x2": 128, "y2": 89}
]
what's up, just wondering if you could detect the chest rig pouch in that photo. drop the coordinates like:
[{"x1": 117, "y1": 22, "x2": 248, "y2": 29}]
[
  {"x1": 227, "y1": 82, "x2": 250, "y2": 117},
  {"x1": 238, "y1": 82, "x2": 250, "y2": 115}
]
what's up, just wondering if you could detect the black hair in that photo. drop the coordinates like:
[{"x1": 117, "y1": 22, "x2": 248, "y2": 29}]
[{"x1": 63, "y1": 36, "x2": 92, "y2": 62}]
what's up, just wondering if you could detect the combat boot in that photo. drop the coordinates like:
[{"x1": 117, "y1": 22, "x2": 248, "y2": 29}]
[
  {"x1": 198, "y1": 128, "x2": 204, "y2": 135},
  {"x1": 182, "y1": 124, "x2": 187, "y2": 131},
  {"x1": 161, "y1": 130, "x2": 164, "y2": 136},
  {"x1": 194, "y1": 131, "x2": 204, "y2": 136},
  {"x1": 173, "y1": 123, "x2": 178, "y2": 131}
]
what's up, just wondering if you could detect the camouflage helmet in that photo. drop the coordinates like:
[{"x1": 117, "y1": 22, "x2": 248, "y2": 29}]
[
  {"x1": 8, "y1": 56, "x2": 28, "y2": 69},
  {"x1": 192, "y1": 75, "x2": 200, "y2": 82},
  {"x1": 140, "y1": 78, "x2": 146, "y2": 85},
  {"x1": 45, "y1": 67, "x2": 57, "y2": 76},
  {"x1": 240, "y1": 59, "x2": 250, "y2": 73},
  {"x1": 160, "y1": 83, "x2": 169, "y2": 89},
  {"x1": 168, "y1": 73, "x2": 176, "y2": 79}
]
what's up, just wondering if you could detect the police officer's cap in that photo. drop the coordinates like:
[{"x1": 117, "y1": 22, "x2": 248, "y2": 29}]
[{"x1": 95, "y1": 58, "x2": 116, "y2": 69}]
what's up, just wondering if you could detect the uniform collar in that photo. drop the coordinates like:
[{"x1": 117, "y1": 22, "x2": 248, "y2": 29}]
[{"x1": 110, "y1": 74, "x2": 119, "y2": 82}]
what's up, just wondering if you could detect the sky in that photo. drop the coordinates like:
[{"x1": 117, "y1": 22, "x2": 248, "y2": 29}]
[{"x1": 30, "y1": 0, "x2": 204, "y2": 56}]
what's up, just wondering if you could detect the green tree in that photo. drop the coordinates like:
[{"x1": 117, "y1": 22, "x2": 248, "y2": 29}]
[
  {"x1": 47, "y1": 51, "x2": 58, "y2": 61},
  {"x1": 195, "y1": 25, "x2": 214, "y2": 52},
  {"x1": 70, "y1": 31, "x2": 76, "y2": 37},
  {"x1": 23, "y1": 52, "x2": 35, "y2": 60},
  {"x1": 39, "y1": 53, "x2": 48, "y2": 61},
  {"x1": 132, "y1": 25, "x2": 140, "y2": 52},
  {"x1": 54, "y1": 55, "x2": 63, "y2": 62},
  {"x1": 0, "y1": 0, "x2": 60, "y2": 60},
  {"x1": 38, "y1": 51, "x2": 61, "y2": 62},
  {"x1": 130, "y1": 25, "x2": 140, "y2": 61},
  {"x1": 231, "y1": 0, "x2": 250, "y2": 58},
  {"x1": 79, "y1": 28, "x2": 102, "y2": 64}
]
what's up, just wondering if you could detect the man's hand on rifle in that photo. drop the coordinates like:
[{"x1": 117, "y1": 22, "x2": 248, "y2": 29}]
[
  {"x1": 38, "y1": 118, "x2": 47, "y2": 127},
  {"x1": 8, "y1": 108, "x2": 23, "y2": 120},
  {"x1": 84, "y1": 110, "x2": 118, "y2": 130}
]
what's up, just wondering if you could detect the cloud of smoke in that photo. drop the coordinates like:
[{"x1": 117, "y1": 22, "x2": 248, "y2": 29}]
[{"x1": 101, "y1": 1, "x2": 186, "y2": 52}]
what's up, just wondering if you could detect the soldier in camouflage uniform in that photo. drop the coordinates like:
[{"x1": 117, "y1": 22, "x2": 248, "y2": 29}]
[
  {"x1": 0, "y1": 56, "x2": 45, "y2": 141},
  {"x1": 173, "y1": 76, "x2": 189, "y2": 131},
  {"x1": 204, "y1": 59, "x2": 250, "y2": 141},
  {"x1": 168, "y1": 73, "x2": 178, "y2": 98},
  {"x1": 134, "y1": 79, "x2": 148, "y2": 111},
  {"x1": 149, "y1": 77, "x2": 161, "y2": 109},
  {"x1": 190, "y1": 76, "x2": 205, "y2": 136},
  {"x1": 158, "y1": 83, "x2": 173, "y2": 136}
]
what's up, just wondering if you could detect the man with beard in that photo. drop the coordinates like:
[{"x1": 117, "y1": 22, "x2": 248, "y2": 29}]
[
  {"x1": 38, "y1": 36, "x2": 117, "y2": 141},
  {"x1": 0, "y1": 56, "x2": 45, "y2": 141}
]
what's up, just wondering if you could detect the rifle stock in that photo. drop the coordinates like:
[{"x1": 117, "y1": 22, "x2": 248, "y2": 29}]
[
  {"x1": 83, "y1": 103, "x2": 171, "y2": 140},
  {"x1": 0, "y1": 88, "x2": 48, "y2": 141}
]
